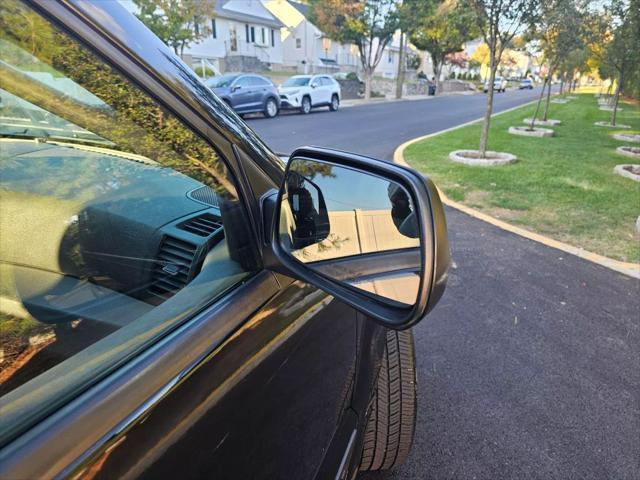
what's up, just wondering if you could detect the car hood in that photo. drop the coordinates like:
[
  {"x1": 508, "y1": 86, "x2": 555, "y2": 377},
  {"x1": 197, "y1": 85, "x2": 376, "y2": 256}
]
[{"x1": 278, "y1": 86, "x2": 306, "y2": 94}]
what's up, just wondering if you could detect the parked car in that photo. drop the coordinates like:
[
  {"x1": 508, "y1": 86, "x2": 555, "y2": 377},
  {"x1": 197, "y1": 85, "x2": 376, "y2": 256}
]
[
  {"x1": 484, "y1": 76, "x2": 508, "y2": 93},
  {"x1": 0, "y1": 1, "x2": 449, "y2": 480},
  {"x1": 519, "y1": 78, "x2": 534, "y2": 89},
  {"x1": 205, "y1": 73, "x2": 280, "y2": 118},
  {"x1": 278, "y1": 74, "x2": 341, "y2": 114}
]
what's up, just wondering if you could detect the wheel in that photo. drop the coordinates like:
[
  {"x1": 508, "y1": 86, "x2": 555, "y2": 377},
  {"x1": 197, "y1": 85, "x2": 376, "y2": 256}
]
[
  {"x1": 359, "y1": 329, "x2": 417, "y2": 472},
  {"x1": 263, "y1": 97, "x2": 278, "y2": 118},
  {"x1": 329, "y1": 94, "x2": 339, "y2": 111},
  {"x1": 300, "y1": 96, "x2": 311, "y2": 114}
]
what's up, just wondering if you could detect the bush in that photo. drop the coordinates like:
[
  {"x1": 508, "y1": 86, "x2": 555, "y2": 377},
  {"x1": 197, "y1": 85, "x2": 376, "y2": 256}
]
[
  {"x1": 346, "y1": 71, "x2": 359, "y2": 81},
  {"x1": 195, "y1": 65, "x2": 216, "y2": 78},
  {"x1": 449, "y1": 71, "x2": 456, "y2": 79}
]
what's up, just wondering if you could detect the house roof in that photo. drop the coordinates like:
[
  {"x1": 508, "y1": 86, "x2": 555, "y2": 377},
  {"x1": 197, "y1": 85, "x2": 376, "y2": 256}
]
[
  {"x1": 288, "y1": 1, "x2": 310, "y2": 18},
  {"x1": 215, "y1": 1, "x2": 284, "y2": 29}
]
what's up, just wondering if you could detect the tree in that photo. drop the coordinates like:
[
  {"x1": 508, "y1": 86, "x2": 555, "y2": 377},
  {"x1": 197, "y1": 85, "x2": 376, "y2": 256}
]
[
  {"x1": 527, "y1": 0, "x2": 585, "y2": 130},
  {"x1": 394, "y1": 0, "x2": 436, "y2": 99},
  {"x1": 133, "y1": 0, "x2": 216, "y2": 56},
  {"x1": 310, "y1": 0, "x2": 401, "y2": 99},
  {"x1": 410, "y1": 0, "x2": 479, "y2": 86},
  {"x1": 467, "y1": 0, "x2": 540, "y2": 157},
  {"x1": 590, "y1": 0, "x2": 640, "y2": 124}
]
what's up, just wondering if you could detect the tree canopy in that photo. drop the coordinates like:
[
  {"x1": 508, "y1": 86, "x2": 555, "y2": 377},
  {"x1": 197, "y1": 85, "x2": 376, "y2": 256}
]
[{"x1": 132, "y1": 0, "x2": 216, "y2": 55}]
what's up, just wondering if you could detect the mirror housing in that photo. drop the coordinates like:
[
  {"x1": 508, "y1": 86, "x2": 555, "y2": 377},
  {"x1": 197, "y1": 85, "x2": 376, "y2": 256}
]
[
  {"x1": 263, "y1": 147, "x2": 450, "y2": 330},
  {"x1": 231, "y1": 84, "x2": 241, "y2": 92}
]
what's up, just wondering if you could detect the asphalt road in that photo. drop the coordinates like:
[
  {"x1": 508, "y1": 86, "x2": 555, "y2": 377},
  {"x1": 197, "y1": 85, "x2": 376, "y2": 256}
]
[{"x1": 247, "y1": 88, "x2": 640, "y2": 480}]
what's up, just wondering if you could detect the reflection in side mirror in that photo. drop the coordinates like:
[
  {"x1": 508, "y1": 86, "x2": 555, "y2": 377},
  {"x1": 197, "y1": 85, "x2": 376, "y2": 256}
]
[
  {"x1": 269, "y1": 147, "x2": 450, "y2": 330},
  {"x1": 278, "y1": 158, "x2": 422, "y2": 306},
  {"x1": 281, "y1": 171, "x2": 330, "y2": 249}
]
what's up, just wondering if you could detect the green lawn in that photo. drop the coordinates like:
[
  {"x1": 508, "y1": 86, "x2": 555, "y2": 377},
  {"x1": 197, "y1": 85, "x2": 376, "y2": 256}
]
[{"x1": 404, "y1": 93, "x2": 640, "y2": 263}]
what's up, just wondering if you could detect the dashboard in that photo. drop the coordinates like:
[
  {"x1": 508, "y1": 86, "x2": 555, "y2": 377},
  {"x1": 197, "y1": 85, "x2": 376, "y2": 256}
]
[{"x1": 0, "y1": 138, "x2": 229, "y2": 328}]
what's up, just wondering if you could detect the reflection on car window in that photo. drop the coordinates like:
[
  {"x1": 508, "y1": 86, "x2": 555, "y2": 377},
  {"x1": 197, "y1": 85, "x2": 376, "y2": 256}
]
[{"x1": 0, "y1": 0, "x2": 255, "y2": 442}]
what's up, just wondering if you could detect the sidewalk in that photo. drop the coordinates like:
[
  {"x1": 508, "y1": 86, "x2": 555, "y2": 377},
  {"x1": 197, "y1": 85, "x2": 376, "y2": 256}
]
[{"x1": 341, "y1": 90, "x2": 476, "y2": 108}]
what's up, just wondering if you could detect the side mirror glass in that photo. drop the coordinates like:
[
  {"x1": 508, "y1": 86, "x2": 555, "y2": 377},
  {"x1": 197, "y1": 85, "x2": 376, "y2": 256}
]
[{"x1": 270, "y1": 148, "x2": 450, "y2": 329}]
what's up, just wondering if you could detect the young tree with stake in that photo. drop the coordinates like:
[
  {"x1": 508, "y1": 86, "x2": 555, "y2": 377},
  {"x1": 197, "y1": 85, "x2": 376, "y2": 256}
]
[{"x1": 467, "y1": 0, "x2": 540, "y2": 157}]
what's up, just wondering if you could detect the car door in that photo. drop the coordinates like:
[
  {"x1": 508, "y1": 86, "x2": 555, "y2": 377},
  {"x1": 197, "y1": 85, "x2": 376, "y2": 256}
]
[
  {"x1": 319, "y1": 76, "x2": 334, "y2": 103},
  {"x1": 0, "y1": 2, "x2": 359, "y2": 479},
  {"x1": 230, "y1": 76, "x2": 254, "y2": 111},
  {"x1": 309, "y1": 76, "x2": 324, "y2": 105}
]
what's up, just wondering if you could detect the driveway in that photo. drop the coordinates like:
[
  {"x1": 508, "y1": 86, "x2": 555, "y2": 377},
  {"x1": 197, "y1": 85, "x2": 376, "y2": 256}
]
[{"x1": 247, "y1": 88, "x2": 640, "y2": 480}]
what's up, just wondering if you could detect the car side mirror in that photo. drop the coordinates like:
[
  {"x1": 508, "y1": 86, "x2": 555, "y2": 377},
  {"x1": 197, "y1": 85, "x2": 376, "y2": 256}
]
[
  {"x1": 310, "y1": 82, "x2": 317, "y2": 89},
  {"x1": 264, "y1": 147, "x2": 450, "y2": 330},
  {"x1": 232, "y1": 85, "x2": 241, "y2": 92}
]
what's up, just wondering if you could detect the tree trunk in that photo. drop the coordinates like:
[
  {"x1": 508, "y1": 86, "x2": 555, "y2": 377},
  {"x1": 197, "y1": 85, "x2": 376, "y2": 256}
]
[
  {"x1": 559, "y1": 76, "x2": 564, "y2": 95},
  {"x1": 529, "y1": 76, "x2": 548, "y2": 130},
  {"x1": 364, "y1": 69, "x2": 372, "y2": 100},
  {"x1": 479, "y1": 53, "x2": 497, "y2": 157},
  {"x1": 543, "y1": 68, "x2": 554, "y2": 121},
  {"x1": 611, "y1": 67, "x2": 624, "y2": 126},
  {"x1": 395, "y1": 32, "x2": 405, "y2": 100}
]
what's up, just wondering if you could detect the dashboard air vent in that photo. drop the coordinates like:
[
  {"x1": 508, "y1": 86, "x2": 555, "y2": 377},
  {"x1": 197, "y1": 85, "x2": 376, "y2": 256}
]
[
  {"x1": 178, "y1": 213, "x2": 222, "y2": 237},
  {"x1": 149, "y1": 236, "x2": 197, "y2": 298}
]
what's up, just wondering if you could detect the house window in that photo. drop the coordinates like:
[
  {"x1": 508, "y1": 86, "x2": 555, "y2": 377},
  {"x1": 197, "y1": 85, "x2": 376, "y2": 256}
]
[
  {"x1": 261, "y1": 28, "x2": 265, "y2": 45},
  {"x1": 296, "y1": 38, "x2": 302, "y2": 49},
  {"x1": 211, "y1": 18, "x2": 217, "y2": 39},
  {"x1": 245, "y1": 24, "x2": 250, "y2": 42},
  {"x1": 250, "y1": 26, "x2": 255, "y2": 43},
  {"x1": 271, "y1": 29, "x2": 275, "y2": 47}
]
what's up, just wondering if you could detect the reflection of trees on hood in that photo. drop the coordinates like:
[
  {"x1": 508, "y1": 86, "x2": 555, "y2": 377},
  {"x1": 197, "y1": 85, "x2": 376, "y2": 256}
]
[{"x1": 0, "y1": 0, "x2": 235, "y2": 199}]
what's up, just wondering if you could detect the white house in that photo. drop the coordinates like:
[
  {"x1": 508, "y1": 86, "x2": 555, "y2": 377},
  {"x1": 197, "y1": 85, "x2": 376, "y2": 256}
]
[
  {"x1": 120, "y1": 0, "x2": 285, "y2": 74},
  {"x1": 263, "y1": 0, "x2": 359, "y2": 73}
]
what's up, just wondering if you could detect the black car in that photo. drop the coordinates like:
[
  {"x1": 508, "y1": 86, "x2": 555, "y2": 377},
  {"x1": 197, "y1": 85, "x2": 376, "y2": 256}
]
[
  {"x1": 205, "y1": 73, "x2": 280, "y2": 118},
  {"x1": 0, "y1": 1, "x2": 449, "y2": 479}
]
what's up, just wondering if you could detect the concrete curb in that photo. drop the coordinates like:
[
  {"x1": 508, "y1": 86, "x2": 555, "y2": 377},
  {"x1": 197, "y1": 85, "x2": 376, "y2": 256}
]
[
  {"x1": 508, "y1": 126, "x2": 555, "y2": 137},
  {"x1": 614, "y1": 163, "x2": 640, "y2": 180},
  {"x1": 615, "y1": 147, "x2": 640, "y2": 160},
  {"x1": 393, "y1": 100, "x2": 640, "y2": 279}
]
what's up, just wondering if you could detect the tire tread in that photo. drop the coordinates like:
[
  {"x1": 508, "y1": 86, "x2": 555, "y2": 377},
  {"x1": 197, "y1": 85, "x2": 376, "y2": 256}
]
[{"x1": 359, "y1": 329, "x2": 417, "y2": 472}]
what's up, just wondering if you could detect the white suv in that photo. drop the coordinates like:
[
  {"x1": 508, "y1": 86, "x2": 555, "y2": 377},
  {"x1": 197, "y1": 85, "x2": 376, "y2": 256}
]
[
  {"x1": 278, "y1": 75, "x2": 341, "y2": 114},
  {"x1": 483, "y1": 76, "x2": 508, "y2": 93}
]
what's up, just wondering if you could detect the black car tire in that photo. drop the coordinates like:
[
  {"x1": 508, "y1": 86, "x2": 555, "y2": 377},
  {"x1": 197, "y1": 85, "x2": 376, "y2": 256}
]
[
  {"x1": 264, "y1": 97, "x2": 278, "y2": 118},
  {"x1": 329, "y1": 94, "x2": 339, "y2": 111},
  {"x1": 359, "y1": 329, "x2": 417, "y2": 472},
  {"x1": 300, "y1": 96, "x2": 311, "y2": 114}
]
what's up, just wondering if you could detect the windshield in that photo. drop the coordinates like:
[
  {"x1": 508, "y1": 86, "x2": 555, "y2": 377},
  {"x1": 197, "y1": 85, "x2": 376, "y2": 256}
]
[
  {"x1": 282, "y1": 77, "x2": 310, "y2": 87},
  {"x1": 206, "y1": 75, "x2": 238, "y2": 88}
]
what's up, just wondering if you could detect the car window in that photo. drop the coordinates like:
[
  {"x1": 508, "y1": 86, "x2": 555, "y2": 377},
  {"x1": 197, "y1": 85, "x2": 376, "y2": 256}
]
[
  {"x1": 282, "y1": 77, "x2": 310, "y2": 87},
  {"x1": 250, "y1": 76, "x2": 270, "y2": 87},
  {"x1": 0, "y1": 0, "x2": 256, "y2": 443},
  {"x1": 234, "y1": 76, "x2": 252, "y2": 88},
  {"x1": 206, "y1": 74, "x2": 238, "y2": 88},
  {"x1": 321, "y1": 77, "x2": 333, "y2": 86}
]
